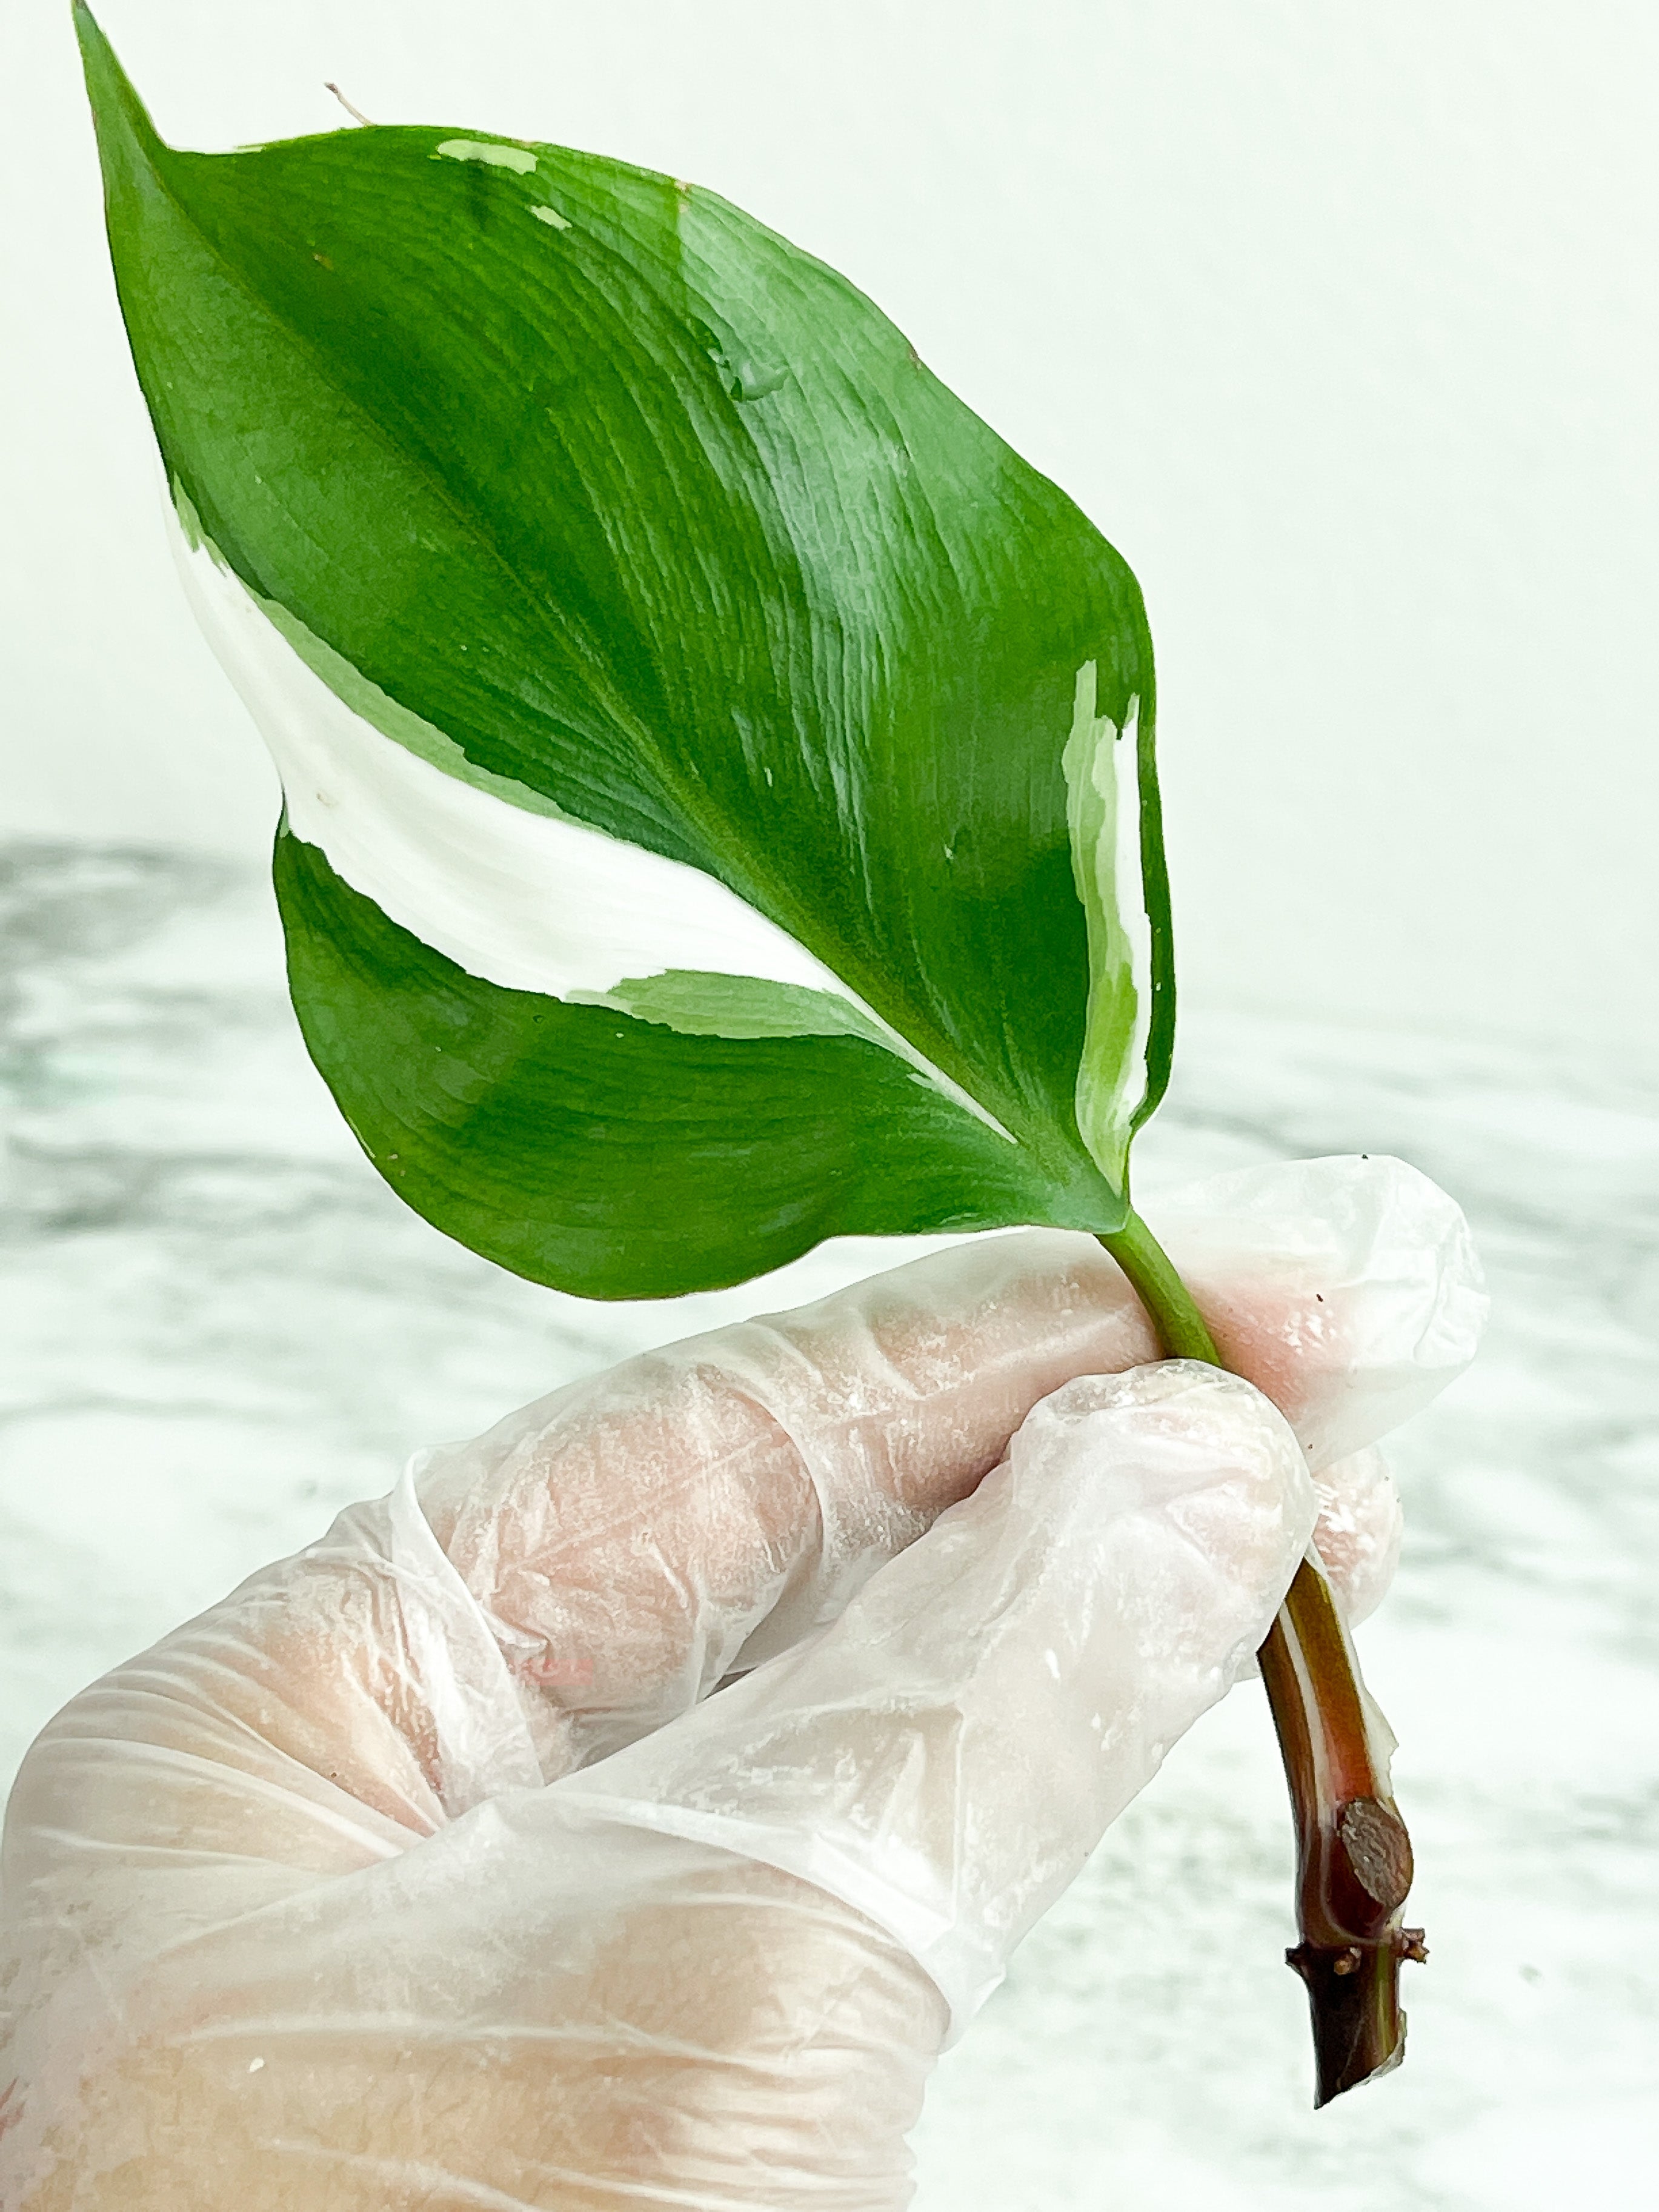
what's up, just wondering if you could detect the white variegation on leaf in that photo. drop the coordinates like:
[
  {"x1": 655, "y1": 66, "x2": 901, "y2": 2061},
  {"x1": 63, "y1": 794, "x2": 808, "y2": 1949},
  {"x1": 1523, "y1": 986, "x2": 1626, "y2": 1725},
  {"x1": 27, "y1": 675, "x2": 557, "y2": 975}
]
[
  {"x1": 1063, "y1": 663, "x2": 1154, "y2": 1193},
  {"x1": 168, "y1": 497, "x2": 1014, "y2": 1139}
]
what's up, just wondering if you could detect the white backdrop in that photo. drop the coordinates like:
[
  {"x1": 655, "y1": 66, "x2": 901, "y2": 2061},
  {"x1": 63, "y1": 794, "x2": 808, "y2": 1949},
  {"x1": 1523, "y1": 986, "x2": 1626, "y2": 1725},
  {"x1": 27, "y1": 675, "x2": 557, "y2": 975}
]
[{"x1": 4, "y1": 0, "x2": 1656, "y2": 1055}]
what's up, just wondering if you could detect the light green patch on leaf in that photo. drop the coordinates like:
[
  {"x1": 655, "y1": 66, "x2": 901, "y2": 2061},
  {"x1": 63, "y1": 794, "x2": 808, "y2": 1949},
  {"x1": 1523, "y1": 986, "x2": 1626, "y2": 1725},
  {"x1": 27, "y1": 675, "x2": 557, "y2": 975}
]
[
  {"x1": 580, "y1": 971, "x2": 891, "y2": 1046},
  {"x1": 435, "y1": 138, "x2": 536, "y2": 173},
  {"x1": 531, "y1": 204, "x2": 571, "y2": 231}
]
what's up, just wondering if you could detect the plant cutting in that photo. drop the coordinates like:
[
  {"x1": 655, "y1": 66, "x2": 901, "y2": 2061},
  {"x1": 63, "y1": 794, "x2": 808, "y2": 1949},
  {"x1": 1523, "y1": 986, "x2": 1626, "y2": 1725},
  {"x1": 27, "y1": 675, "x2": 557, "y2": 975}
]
[{"x1": 76, "y1": 6, "x2": 1430, "y2": 2105}]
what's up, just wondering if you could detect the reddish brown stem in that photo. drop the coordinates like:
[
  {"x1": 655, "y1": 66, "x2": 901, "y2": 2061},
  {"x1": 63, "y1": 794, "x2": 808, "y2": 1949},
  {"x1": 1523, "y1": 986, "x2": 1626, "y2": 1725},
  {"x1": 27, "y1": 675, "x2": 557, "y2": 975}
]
[
  {"x1": 1099, "y1": 1210, "x2": 1425, "y2": 2105},
  {"x1": 1261, "y1": 1559, "x2": 1423, "y2": 2102}
]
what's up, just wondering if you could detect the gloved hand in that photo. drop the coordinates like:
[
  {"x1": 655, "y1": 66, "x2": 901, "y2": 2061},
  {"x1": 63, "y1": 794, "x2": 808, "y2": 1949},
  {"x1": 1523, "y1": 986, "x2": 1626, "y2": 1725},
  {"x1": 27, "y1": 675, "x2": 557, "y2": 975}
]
[{"x1": 0, "y1": 1156, "x2": 1484, "y2": 2211}]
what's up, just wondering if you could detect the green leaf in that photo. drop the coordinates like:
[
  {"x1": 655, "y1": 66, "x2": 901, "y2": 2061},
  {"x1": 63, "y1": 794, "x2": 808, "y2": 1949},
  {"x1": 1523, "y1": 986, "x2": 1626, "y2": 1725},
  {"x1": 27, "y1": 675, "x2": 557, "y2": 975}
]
[
  {"x1": 277, "y1": 829, "x2": 1077, "y2": 1298},
  {"x1": 78, "y1": 7, "x2": 1177, "y2": 1297}
]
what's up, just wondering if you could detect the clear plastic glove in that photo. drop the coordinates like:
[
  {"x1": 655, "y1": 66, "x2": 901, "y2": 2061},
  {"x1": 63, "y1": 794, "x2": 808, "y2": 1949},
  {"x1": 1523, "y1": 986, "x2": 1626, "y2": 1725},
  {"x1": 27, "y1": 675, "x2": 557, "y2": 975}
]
[{"x1": 0, "y1": 1157, "x2": 1484, "y2": 2210}]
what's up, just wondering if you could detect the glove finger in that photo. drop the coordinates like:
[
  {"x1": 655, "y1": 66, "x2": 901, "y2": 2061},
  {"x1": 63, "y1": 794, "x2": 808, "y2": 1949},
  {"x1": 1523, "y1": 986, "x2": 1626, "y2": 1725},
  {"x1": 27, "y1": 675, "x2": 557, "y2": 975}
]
[
  {"x1": 1313, "y1": 1444, "x2": 1401, "y2": 1629},
  {"x1": 416, "y1": 1154, "x2": 1477, "y2": 1775},
  {"x1": 550, "y1": 1359, "x2": 1317, "y2": 2038},
  {"x1": 2, "y1": 1797, "x2": 943, "y2": 2209},
  {"x1": 1226, "y1": 1443, "x2": 1402, "y2": 1686},
  {"x1": 1157, "y1": 1152, "x2": 1488, "y2": 1470}
]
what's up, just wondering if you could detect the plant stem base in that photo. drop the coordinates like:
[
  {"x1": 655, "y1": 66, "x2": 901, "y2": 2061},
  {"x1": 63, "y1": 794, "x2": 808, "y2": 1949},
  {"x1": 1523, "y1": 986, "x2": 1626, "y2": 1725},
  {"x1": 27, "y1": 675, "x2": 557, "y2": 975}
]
[
  {"x1": 1099, "y1": 1212, "x2": 1426, "y2": 2106},
  {"x1": 1288, "y1": 1924, "x2": 1428, "y2": 2106}
]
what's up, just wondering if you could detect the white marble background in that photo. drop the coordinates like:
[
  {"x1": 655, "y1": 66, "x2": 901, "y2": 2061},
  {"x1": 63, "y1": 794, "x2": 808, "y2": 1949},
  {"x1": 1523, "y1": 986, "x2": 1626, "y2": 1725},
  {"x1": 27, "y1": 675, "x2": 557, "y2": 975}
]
[{"x1": 2, "y1": 841, "x2": 1655, "y2": 2207}]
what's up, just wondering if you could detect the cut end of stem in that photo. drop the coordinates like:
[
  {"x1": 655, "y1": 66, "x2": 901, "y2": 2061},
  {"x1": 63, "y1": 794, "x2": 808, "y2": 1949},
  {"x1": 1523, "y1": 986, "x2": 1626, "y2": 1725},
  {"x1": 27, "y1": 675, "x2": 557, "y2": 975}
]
[
  {"x1": 1288, "y1": 1925, "x2": 1428, "y2": 2106},
  {"x1": 1286, "y1": 1793, "x2": 1425, "y2": 2104}
]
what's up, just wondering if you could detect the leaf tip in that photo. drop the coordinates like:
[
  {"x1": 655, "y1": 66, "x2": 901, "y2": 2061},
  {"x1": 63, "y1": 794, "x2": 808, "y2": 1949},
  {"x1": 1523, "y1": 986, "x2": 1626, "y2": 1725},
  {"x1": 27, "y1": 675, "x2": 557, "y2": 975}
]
[{"x1": 75, "y1": 1, "x2": 166, "y2": 183}]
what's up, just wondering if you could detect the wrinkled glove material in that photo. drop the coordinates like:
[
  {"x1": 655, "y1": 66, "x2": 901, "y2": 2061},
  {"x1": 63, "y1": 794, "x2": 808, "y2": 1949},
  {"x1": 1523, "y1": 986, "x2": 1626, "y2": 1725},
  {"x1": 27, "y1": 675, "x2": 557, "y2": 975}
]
[{"x1": 0, "y1": 1157, "x2": 1485, "y2": 2210}]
